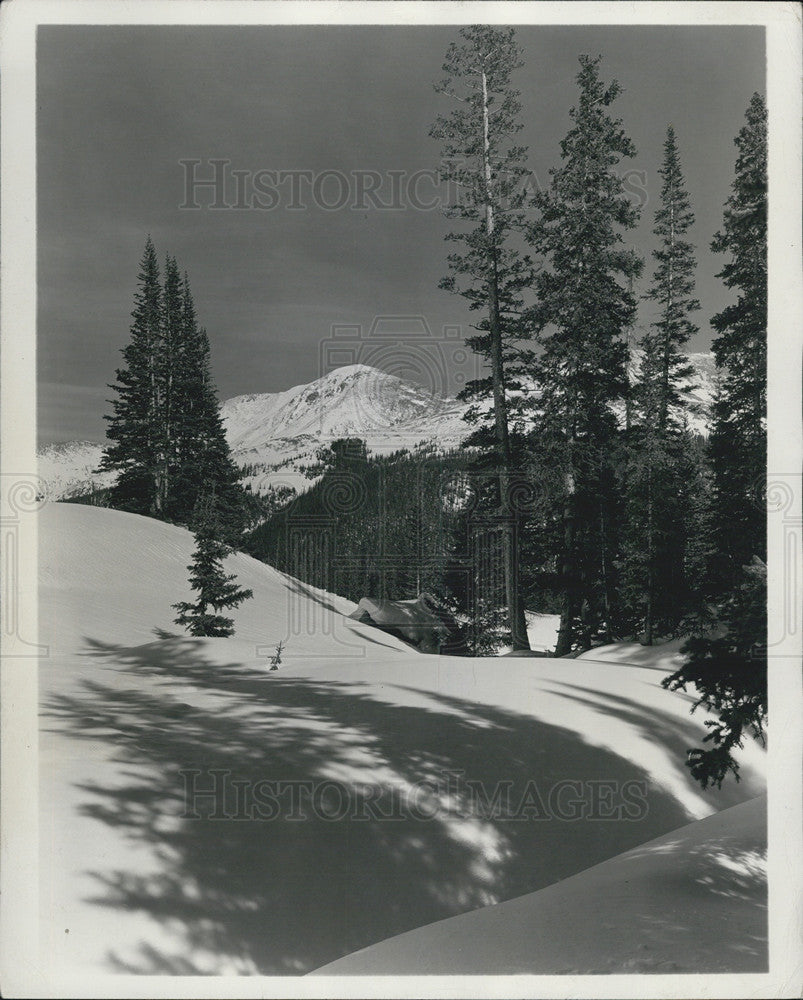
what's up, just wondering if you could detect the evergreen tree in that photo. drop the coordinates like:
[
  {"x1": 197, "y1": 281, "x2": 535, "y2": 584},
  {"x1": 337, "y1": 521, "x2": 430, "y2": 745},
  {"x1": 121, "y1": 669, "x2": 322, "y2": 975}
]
[
  {"x1": 661, "y1": 95, "x2": 768, "y2": 790},
  {"x1": 527, "y1": 55, "x2": 642, "y2": 655},
  {"x1": 169, "y1": 274, "x2": 248, "y2": 543},
  {"x1": 430, "y1": 25, "x2": 535, "y2": 649},
  {"x1": 641, "y1": 126, "x2": 700, "y2": 433},
  {"x1": 247, "y1": 446, "x2": 468, "y2": 625},
  {"x1": 303, "y1": 437, "x2": 369, "y2": 480},
  {"x1": 158, "y1": 254, "x2": 184, "y2": 513},
  {"x1": 708, "y1": 92, "x2": 768, "y2": 585},
  {"x1": 180, "y1": 317, "x2": 247, "y2": 540},
  {"x1": 102, "y1": 241, "x2": 248, "y2": 539},
  {"x1": 662, "y1": 556, "x2": 767, "y2": 788},
  {"x1": 173, "y1": 492, "x2": 254, "y2": 637},
  {"x1": 100, "y1": 237, "x2": 163, "y2": 515},
  {"x1": 169, "y1": 273, "x2": 205, "y2": 518},
  {"x1": 621, "y1": 126, "x2": 700, "y2": 642}
]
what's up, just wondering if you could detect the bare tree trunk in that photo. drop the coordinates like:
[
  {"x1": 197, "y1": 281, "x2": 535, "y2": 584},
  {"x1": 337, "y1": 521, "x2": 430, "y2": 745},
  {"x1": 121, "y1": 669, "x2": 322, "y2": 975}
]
[
  {"x1": 599, "y1": 504, "x2": 613, "y2": 643},
  {"x1": 150, "y1": 327, "x2": 163, "y2": 516},
  {"x1": 554, "y1": 472, "x2": 577, "y2": 657},
  {"x1": 660, "y1": 202, "x2": 675, "y2": 434},
  {"x1": 642, "y1": 467, "x2": 655, "y2": 645},
  {"x1": 624, "y1": 266, "x2": 635, "y2": 433}
]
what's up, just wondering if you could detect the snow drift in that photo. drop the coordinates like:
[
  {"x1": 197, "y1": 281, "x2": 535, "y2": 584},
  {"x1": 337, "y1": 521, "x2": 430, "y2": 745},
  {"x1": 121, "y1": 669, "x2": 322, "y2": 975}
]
[
  {"x1": 38, "y1": 503, "x2": 765, "y2": 979},
  {"x1": 313, "y1": 794, "x2": 767, "y2": 975}
]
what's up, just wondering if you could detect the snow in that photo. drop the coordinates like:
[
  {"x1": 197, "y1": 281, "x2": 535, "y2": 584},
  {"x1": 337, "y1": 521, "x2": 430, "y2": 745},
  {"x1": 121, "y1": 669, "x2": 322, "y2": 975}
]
[
  {"x1": 38, "y1": 355, "x2": 716, "y2": 500},
  {"x1": 36, "y1": 440, "x2": 115, "y2": 501},
  {"x1": 625, "y1": 348, "x2": 716, "y2": 438},
  {"x1": 220, "y1": 364, "x2": 468, "y2": 493},
  {"x1": 312, "y1": 795, "x2": 767, "y2": 975},
  {"x1": 38, "y1": 502, "x2": 766, "y2": 980},
  {"x1": 525, "y1": 611, "x2": 562, "y2": 651},
  {"x1": 38, "y1": 501, "x2": 384, "y2": 657}
]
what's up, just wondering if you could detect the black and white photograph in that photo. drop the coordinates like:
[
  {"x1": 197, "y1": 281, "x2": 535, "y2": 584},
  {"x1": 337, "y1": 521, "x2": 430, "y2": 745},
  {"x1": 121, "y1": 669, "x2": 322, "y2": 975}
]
[{"x1": 1, "y1": 1, "x2": 801, "y2": 996}]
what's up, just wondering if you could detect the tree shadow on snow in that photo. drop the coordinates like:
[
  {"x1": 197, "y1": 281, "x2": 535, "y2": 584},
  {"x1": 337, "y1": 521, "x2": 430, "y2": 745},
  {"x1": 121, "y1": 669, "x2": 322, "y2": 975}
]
[
  {"x1": 545, "y1": 681, "x2": 766, "y2": 809},
  {"x1": 42, "y1": 636, "x2": 749, "y2": 975}
]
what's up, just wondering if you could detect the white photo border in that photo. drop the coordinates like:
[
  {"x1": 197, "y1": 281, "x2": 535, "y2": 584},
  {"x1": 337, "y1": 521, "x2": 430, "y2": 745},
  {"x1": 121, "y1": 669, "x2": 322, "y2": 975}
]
[{"x1": 1, "y1": 2, "x2": 800, "y2": 998}]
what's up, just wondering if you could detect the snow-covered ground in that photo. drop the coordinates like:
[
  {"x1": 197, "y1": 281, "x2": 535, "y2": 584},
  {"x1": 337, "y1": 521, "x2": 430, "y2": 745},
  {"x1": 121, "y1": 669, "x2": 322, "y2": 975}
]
[
  {"x1": 38, "y1": 502, "x2": 765, "y2": 981},
  {"x1": 313, "y1": 795, "x2": 767, "y2": 975}
]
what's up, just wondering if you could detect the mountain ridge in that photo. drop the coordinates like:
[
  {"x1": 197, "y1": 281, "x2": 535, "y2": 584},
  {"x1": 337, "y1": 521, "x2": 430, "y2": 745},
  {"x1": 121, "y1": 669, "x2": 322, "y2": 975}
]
[{"x1": 38, "y1": 355, "x2": 716, "y2": 501}]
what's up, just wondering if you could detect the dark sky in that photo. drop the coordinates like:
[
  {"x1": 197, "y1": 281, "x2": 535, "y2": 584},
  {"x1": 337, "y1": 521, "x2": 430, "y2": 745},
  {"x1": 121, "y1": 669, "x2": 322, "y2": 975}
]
[{"x1": 37, "y1": 24, "x2": 764, "y2": 444}]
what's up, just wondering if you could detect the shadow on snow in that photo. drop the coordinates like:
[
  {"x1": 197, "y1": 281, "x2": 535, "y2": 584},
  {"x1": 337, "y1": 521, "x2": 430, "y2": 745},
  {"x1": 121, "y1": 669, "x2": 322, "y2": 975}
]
[{"x1": 42, "y1": 636, "x2": 750, "y2": 975}]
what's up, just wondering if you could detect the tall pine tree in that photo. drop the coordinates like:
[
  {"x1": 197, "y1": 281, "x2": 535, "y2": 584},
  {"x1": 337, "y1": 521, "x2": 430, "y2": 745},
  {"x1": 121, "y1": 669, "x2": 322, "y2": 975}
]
[
  {"x1": 528, "y1": 55, "x2": 642, "y2": 655},
  {"x1": 167, "y1": 273, "x2": 246, "y2": 536},
  {"x1": 430, "y1": 25, "x2": 535, "y2": 649},
  {"x1": 184, "y1": 321, "x2": 247, "y2": 540},
  {"x1": 708, "y1": 92, "x2": 768, "y2": 583},
  {"x1": 101, "y1": 240, "x2": 248, "y2": 538},
  {"x1": 100, "y1": 236, "x2": 163, "y2": 515},
  {"x1": 662, "y1": 94, "x2": 768, "y2": 789},
  {"x1": 622, "y1": 125, "x2": 700, "y2": 642},
  {"x1": 159, "y1": 254, "x2": 184, "y2": 514}
]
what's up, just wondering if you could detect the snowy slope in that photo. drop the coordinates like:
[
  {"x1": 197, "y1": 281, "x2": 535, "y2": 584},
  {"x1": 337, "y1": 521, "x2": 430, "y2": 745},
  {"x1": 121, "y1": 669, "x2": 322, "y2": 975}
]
[
  {"x1": 312, "y1": 795, "x2": 767, "y2": 975},
  {"x1": 38, "y1": 501, "x2": 410, "y2": 657},
  {"x1": 38, "y1": 503, "x2": 765, "y2": 979},
  {"x1": 38, "y1": 354, "x2": 716, "y2": 500}
]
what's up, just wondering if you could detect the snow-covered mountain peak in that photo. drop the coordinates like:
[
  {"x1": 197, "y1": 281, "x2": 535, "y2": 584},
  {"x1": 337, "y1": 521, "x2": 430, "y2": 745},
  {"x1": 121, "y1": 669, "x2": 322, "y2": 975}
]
[
  {"x1": 221, "y1": 364, "x2": 466, "y2": 458},
  {"x1": 38, "y1": 355, "x2": 717, "y2": 500}
]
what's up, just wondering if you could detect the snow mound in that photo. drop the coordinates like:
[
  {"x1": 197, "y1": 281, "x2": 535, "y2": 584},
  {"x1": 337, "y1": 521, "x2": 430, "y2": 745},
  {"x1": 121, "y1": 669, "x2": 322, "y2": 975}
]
[
  {"x1": 577, "y1": 636, "x2": 691, "y2": 672},
  {"x1": 38, "y1": 503, "x2": 766, "y2": 978},
  {"x1": 312, "y1": 795, "x2": 767, "y2": 975}
]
